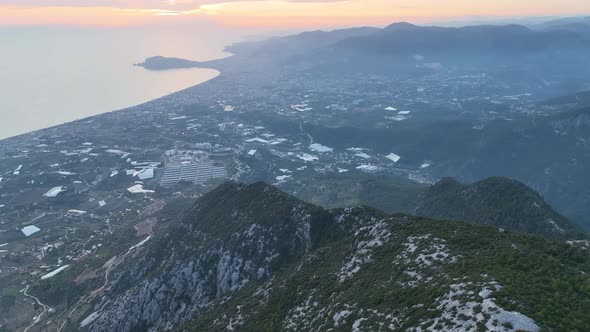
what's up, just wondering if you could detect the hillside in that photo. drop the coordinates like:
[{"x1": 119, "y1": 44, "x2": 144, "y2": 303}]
[
  {"x1": 282, "y1": 174, "x2": 581, "y2": 240},
  {"x1": 225, "y1": 27, "x2": 379, "y2": 57},
  {"x1": 223, "y1": 22, "x2": 589, "y2": 60},
  {"x1": 282, "y1": 172, "x2": 427, "y2": 214},
  {"x1": 541, "y1": 91, "x2": 590, "y2": 108},
  {"x1": 134, "y1": 56, "x2": 202, "y2": 71},
  {"x1": 28, "y1": 181, "x2": 589, "y2": 332},
  {"x1": 537, "y1": 16, "x2": 590, "y2": 39},
  {"x1": 549, "y1": 107, "x2": 590, "y2": 137},
  {"x1": 414, "y1": 177, "x2": 578, "y2": 239},
  {"x1": 336, "y1": 23, "x2": 587, "y2": 54},
  {"x1": 303, "y1": 104, "x2": 590, "y2": 231}
]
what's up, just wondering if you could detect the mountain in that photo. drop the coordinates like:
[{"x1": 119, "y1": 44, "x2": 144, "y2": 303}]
[
  {"x1": 135, "y1": 56, "x2": 202, "y2": 71},
  {"x1": 303, "y1": 104, "x2": 590, "y2": 230},
  {"x1": 134, "y1": 27, "x2": 381, "y2": 71},
  {"x1": 414, "y1": 177, "x2": 578, "y2": 239},
  {"x1": 225, "y1": 27, "x2": 380, "y2": 57},
  {"x1": 543, "y1": 22, "x2": 590, "y2": 38},
  {"x1": 536, "y1": 16, "x2": 590, "y2": 39},
  {"x1": 283, "y1": 174, "x2": 581, "y2": 239},
  {"x1": 6, "y1": 20, "x2": 590, "y2": 332},
  {"x1": 70, "y1": 182, "x2": 338, "y2": 331},
  {"x1": 541, "y1": 91, "x2": 590, "y2": 108},
  {"x1": 539, "y1": 16, "x2": 590, "y2": 27},
  {"x1": 547, "y1": 107, "x2": 590, "y2": 141},
  {"x1": 336, "y1": 23, "x2": 588, "y2": 55},
  {"x1": 225, "y1": 22, "x2": 589, "y2": 59},
  {"x1": 226, "y1": 21, "x2": 590, "y2": 82},
  {"x1": 31, "y1": 181, "x2": 589, "y2": 331},
  {"x1": 282, "y1": 172, "x2": 427, "y2": 215}
]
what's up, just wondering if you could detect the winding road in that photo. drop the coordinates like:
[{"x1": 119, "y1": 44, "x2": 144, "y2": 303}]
[
  {"x1": 21, "y1": 285, "x2": 48, "y2": 332},
  {"x1": 299, "y1": 122, "x2": 314, "y2": 145}
]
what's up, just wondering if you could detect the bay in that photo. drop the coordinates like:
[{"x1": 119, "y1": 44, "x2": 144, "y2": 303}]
[{"x1": 0, "y1": 24, "x2": 241, "y2": 139}]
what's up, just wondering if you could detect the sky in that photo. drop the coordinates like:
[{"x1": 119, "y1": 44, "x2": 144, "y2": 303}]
[{"x1": 1, "y1": 0, "x2": 589, "y2": 28}]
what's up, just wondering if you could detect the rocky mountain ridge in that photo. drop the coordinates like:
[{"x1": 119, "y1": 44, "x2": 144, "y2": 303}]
[{"x1": 53, "y1": 181, "x2": 590, "y2": 332}]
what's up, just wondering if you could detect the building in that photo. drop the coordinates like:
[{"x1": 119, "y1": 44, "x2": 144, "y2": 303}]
[{"x1": 160, "y1": 160, "x2": 226, "y2": 186}]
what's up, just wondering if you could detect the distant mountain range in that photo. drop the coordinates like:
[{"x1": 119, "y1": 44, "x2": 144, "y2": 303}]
[
  {"x1": 536, "y1": 16, "x2": 590, "y2": 35},
  {"x1": 38, "y1": 181, "x2": 589, "y2": 331},
  {"x1": 230, "y1": 22, "x2": 585, "y2": 81},
  {"x1": 225, "y1": 27, "x2": 380, "y2": 57},
  {"x1": 336, "y1": 22, "x2": 587, "y2": 54},
  {"x1": 130, "y1": 21, "x2": 590, "y2": 232},
  {"x1": 139, "y1": 19, "x2": 590, "y2": 71},
  {"x1": 538, "y1": 16, "x2": 590, "y2": 26},
  {"x1": 234, "y1": 20, "x2": 590, "y2": 57}
]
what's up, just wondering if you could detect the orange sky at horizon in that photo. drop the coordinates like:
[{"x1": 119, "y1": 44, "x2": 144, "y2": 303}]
[{"x1": 1, "y1": 0, "x2": 589, "y2": 28}]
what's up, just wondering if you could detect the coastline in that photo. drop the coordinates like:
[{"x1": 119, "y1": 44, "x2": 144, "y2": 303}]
[{"x1": 0, "y1": 65, "x2": 223, "y2": 142}]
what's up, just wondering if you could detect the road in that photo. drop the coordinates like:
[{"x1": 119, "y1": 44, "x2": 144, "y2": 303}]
[
  {"x1": 299, "y1": 122, "x2": 314, "y2": 145},
  {"x1": 21, "y1": 285, "x2": 48, "y2": 332}
]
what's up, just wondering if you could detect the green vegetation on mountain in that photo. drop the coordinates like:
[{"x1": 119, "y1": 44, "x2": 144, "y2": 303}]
[
  {"x1": 283, "y1": 172, "x2": 426, "y2": 214},
  {"x1": 174, "y1": 182, "x2": 589, "y2": 332},
  {"x1": 414, "y1": 177, "x2": 580, "y2": 239},
  {"x1": 134, "y1": 56, "x2": 203, "y2": 71},
  {"x1": 21, "y1": 180, "x2": 580, "y2": 332},
  {"x1": 13, "y1": 180, "x2": 588, "y2": 331},
  {"x1": 287, "y1": 174, "x2": 582, "y2": 240}
]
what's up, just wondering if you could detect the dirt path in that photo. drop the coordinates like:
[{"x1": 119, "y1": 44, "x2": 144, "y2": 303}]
[
  {"x1": 21, "y1": 285, "x2": 48, "y2": 332},
  {"x1": 300, "y1": 122, "x2": 314, "y2": 145}
]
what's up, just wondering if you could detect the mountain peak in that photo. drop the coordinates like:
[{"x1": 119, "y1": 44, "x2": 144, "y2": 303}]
[
  {"x1": 384, "y1": 22, "x2": 419, "y2": 30},
  {"x1": 185, "y1": 181, "x2": 313, "y2": 234},
  {"x1": 75, "y1": 182, "x2": 589, "y2": 331}
]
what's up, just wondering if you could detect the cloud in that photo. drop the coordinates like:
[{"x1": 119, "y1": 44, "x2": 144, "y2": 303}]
[{"x1": 0, "y1": 0, "x2": 345, "y2": 11}]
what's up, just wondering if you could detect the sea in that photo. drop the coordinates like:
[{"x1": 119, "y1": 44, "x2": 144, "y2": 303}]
[{"x1": 0, "y1": 24, "x2": 245, "y2": 139}]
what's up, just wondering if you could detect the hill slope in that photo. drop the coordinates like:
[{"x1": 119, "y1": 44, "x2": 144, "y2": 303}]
[
  {"x1": 414, "y1": 177, "x2": 578, "y2": 239},
  {"x1": 225, "y1": 27, "x2": 380, "y2": 57},
  {"x1": 32, "y1": 181, "x2": 588, "y2": 332},
  {"x1": 282, "y1": 174, "x2": 580, "y2": 239},
  {"x1": 537, "y1": 16, "x2": 590, "y2": 39},
  {"x1": 282, "y1": 172, "x2": 427, "y2": 215},
  {"x1": 336, "y1": 23, "x2": 588, "y2": 54}
]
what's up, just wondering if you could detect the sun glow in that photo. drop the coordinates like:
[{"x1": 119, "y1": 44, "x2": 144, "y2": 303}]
[{"x1": 1, "y1": 0, "x2": 589, "y2": 28}]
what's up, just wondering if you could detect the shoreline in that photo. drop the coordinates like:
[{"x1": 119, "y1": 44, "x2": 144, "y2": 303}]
[{"x1": 0, "y1": 65, "x2": 223, "y2": 143}]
